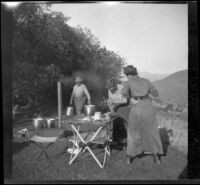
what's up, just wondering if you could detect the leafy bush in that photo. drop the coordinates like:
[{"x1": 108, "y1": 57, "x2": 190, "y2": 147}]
[{"x1": 12, "y1": 3, "x2": 125, "y2": 111}]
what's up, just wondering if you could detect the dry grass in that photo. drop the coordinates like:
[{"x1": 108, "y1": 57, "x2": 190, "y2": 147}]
[
  {"x1": 11, "y1": 110, "x2": 188, "y2": 180},
  {"x1": 12, "y1": 137, "x2": 187, "y2": 180},
  {"x1": 157, "y1": 111, "x2": 188, "y2": 154}
]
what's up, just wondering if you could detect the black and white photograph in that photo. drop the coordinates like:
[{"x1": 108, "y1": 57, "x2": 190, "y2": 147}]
[{"x1": 2, "y1": 1, "x2": 199, "y2": 183}]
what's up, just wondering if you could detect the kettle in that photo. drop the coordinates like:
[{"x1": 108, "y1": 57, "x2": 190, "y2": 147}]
[{"x1": 66, "y1": 106, "x2": 74, "y2": 116}]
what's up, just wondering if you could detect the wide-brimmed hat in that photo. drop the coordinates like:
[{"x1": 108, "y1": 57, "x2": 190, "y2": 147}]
[{"x1": 74, "y1": 76, "x2": 83, "y2": 83}]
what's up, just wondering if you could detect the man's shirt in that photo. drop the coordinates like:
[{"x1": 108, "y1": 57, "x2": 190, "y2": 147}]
[{"x1": 73, "y1": 84, "x2": 91, "y2": 100}]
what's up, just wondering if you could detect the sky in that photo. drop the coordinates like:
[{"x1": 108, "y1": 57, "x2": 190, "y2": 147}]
[{"x1": 51, "y1": 2, "x2": 188, "y2": 74}]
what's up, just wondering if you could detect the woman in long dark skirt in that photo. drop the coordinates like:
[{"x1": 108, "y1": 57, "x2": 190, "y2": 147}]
[
  {"x1": 122, "y1": 65, "x2": 163, "y2": 165},
  {"x1": 106, "y1": 79, "x2": 129, "y2": 146}
]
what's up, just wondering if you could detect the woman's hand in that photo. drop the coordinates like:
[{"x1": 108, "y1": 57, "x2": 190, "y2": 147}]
[
  {"x1": 113, "y1": 104, "x2": 119, "y2": 112},
  {"x1": 110, "y1": 112, "x2": 116, "y2": 118}
]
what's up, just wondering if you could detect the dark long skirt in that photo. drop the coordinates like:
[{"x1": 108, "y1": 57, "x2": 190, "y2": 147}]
[
  {"x1": 127, "y1": 100, "x2": 163, "y2": 157},
  {"x1": 112, "y1": 105, "x2": 129, "y2": 144}
]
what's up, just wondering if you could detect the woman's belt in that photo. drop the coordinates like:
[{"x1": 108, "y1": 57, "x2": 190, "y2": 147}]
[
  {"x1": 132, "y1": 96, "x2": 148, "y2": 100},
  {"x1": 130, "y1": 96, "x2": 149, "y2": 105}
]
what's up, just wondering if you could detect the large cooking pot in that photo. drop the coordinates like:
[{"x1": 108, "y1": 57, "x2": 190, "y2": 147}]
[
  {"x1": 84, "y1": 104, "x2": 96, "y2": 116},
  {"x1": 33, "y1": 118, "x2": 47, "y2": 130},
  {"x1": 46, "y1": 118, "x2": 56, "y2": 128},
  {"x1": 66, "y1": 106, "x2": 74, "y2": 116}
]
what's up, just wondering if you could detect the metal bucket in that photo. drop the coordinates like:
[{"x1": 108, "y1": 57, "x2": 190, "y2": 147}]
[
  {"x1": 84, "y1": 104, "x2": 96, "y2": 116},
  {"x1": 46, "y1": 118, "x2": 56, "y2": 128},
  {"x1": 66, "y1": 106, "x2": 74, "y2": 116},
  {"x1": 33, "y1": 118, "x2": 47, "y2": 130}
]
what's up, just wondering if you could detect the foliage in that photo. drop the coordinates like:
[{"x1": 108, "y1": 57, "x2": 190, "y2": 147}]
[{"x1": 12, "y1": 3, "x2": 125, "y2": 111}]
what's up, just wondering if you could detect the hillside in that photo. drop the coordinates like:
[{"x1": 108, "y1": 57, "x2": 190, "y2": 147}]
[
  {"x1": 139, "y1": 72, "x2": 169, "y2": 82},
  {"x1": 153, "y1": 70, "x2": 188, "y2": 106}
]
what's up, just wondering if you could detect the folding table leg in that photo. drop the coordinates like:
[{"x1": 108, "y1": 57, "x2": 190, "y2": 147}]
[
  {"x1": 32, "y1": 142, "x2": 54, "y2": 162},
  {"x1": 35, "y1": 150, "x2": 44, "y2": 162},
  {"x1": 44, "y1": 149, "x2": 50, "y2": 160},
  {"x1": 69, "y1": 140, "x2": 77, "y2": 162},
  {"x1": 43, "y1": 142, "x2": 56, "y2": 163},
  {"x1": 105, "y1": 145, "x2": 111, "y2": 156},
  {"x1": 102, "y1": 148, "x2": 107, "y2": 167},
  {"x1": 69, "y1": 147, "x2": 82, "y2": 165},
  {"x1": 85, "y1": 146, "x2": 104, "y2": 168},
  {"x1": 32, "y1": 142, "x2": 44, "y2": 162}
]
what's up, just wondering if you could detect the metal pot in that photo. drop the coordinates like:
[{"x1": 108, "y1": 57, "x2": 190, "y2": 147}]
[
  {"x1": 66, "y1": 106, "x2": 74, "y2": 116},
  {"x1": 84, "y1": 104, "x2": 96, "y2": 116},
  {"x1": 46, "y1": 118, "x2": 56, "y2": 128},
  {"x1": 33, "y1": 118, "x2": 47, "y2": 130}
]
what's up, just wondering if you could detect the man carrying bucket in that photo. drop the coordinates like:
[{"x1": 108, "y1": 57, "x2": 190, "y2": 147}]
[{"x1": 70, "y1": 76, "x2": 91, "y2": 116}]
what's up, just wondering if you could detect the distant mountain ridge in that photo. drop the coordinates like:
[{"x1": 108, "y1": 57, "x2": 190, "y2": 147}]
[
  {"x1": 120, "y1": 71, "x2": 169, "y2": 82},
  {"x1": 119, "y1": 69, "x2": 188, "y2": 106},
  {"x1": 139, "y1": 72, "x2": 169, "y2": 82},
  {"x1": 153, "y1": 70, "x2": 188, "y2": 106}
]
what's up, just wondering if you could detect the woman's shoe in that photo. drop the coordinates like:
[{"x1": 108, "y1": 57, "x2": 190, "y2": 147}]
[{"x1": 126, "y1": 156, "x2": 131, "y2": 165}]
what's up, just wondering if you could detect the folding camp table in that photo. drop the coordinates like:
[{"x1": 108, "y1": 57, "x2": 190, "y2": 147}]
[
  {"x1": 29, "y1": 128, "x2": 65, "y2": 162},
  {"x1": 30, "y1": 135, "x2": 59, "y2": 162},
  {"x1": 68, "y1": 120, "x2": 113, "y2": 168}
]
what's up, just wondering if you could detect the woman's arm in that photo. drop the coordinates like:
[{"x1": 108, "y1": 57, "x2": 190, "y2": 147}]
[{"x1": 147, "y1": 80, "x2": 159, "y2": 97}]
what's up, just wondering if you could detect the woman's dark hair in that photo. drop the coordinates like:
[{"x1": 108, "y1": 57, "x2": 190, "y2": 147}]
[{"x1": 124, "y1": 65, "x2": 138, "y2": 76}]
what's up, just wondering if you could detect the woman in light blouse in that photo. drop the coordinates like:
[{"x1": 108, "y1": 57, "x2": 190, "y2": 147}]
[
  {"x1": 107, "y1": 79, "x2": 127, "y2": 113},
  {"x1": 107, "y1": 79, "x2": 129, "y2": 148}
]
